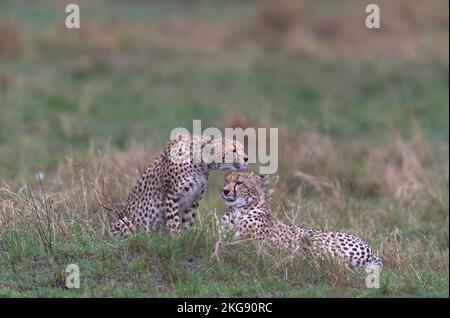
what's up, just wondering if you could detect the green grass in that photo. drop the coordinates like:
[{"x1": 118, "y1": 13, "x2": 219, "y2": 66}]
[
  {"x1": 1, "y1": 53, "x2": 447, "y2": 179},
  {"x1": 1, "y1": 226, "x2": 447, "y2": 298},
  {"x1": 0, "y1": 0, "x2": 448, "y2": 297}
]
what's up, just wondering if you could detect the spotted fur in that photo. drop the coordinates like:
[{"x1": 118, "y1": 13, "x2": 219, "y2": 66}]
[
  {"x1": 111, "y1": 134, "x2": 248, "y2": 236},
  {"x1": 219, "y1": 170, "x2": 382, "y2": 269}
]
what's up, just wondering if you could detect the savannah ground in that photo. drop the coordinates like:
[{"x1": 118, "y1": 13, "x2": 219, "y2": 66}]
[{"x1": 0, "y1": 0, "x2": 448, "y2": 297}]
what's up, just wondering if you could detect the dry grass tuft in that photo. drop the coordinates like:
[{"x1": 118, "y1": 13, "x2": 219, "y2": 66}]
[
  {"x1": 237, "y1": 0, "x2": 449, "y2": 61},
  {"x1": 253, "y1": 0, "x2": 304, "y2": 36},
  {"x1": 279, "y1": 128, "x2": 447, "y2": 204},
  {"x1": 0, "y1": 143, "x2": 154, "y2": 242},
  {"x1": 0, "y1": 20, "x2": 24, "y2": 58},
  {"x1": 36, "y1": 21, "x2": 144, "y2": 55},
  {"x1": 215, "y1": 110, "x2": 255, "y2": 131},
  {"x1": 36, "y1": 19, "x2": 231, "y2": 59},
  {"x1": 0, "y1": 71, "x2": 16, "y2": 95}
]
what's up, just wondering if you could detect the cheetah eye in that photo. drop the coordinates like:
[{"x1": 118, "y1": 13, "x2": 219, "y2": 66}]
[
  {"x1": 233, "y1": 181, "x2": 242, "y2": 193},
  {"x1": 233, "y1": 149, "x2": 237, "y2": 153}
]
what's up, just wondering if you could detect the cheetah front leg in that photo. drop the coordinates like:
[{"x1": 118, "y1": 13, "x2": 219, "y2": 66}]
[
  {"x1": 182, "y1": 202, "x2": 198, "y2": 231},
  {"x1": 181, "y1": 181, "x2": 206, "y2": 231},
  {"x1": 165, "y1": 193, "x2": 182, "y2": 235}
]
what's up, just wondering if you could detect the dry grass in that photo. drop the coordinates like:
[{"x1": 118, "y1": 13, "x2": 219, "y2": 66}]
[
  {"x1": 0, "y1": 20, "x2": 23, "y2": 58},
  {"x1": 281, "y1": 128, "x2": 447, "y2": 202},
  {"x1": 217, "y1": 111, "x2": 448, "y2": 206},
  {"x1": 238, "y1": 0, "x2": 449, "y2": 61},
  {"x1": 35, "y1": 19, "x2": 232, "y2": 58},
  {"x1": 27, "y1": 0, "x2": 448, "y2": 67},
  {"x1": 0, "y1": 127, "x2": 447, "y2": 293},
  {"x1": 0, "y1": 143, "x2": 153, "y2": 241}
]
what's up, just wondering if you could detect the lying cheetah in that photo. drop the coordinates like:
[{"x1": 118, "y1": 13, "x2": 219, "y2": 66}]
[
  {"x1": 111, "y1": 134, "x2": 248, "y2": 236},
  {"x1": 219, "y1": 170, "x2": 382, "y2": 269}
]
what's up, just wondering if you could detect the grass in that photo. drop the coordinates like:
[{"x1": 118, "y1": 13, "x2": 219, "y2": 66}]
[{"x1": 0, "y1": 0, "x2": 448, "y2": 297}]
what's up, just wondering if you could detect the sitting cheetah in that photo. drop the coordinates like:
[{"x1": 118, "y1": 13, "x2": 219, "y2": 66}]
[
  {"x1": 219, "y1": 170, "x2": 382, "y2": 269},
  {"x1": 111, "y1": 134, "x2": 248, "y2": 236}
]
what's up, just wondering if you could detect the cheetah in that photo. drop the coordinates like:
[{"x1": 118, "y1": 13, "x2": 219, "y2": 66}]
[
  {"x1": 111, "y1": 134, "x2": 248, "y2": 236},
  {"x1": 218, "y1": 170, "x2": 382, "y2": 269}
]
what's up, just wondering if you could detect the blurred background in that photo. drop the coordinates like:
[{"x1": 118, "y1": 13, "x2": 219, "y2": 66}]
[
  {"x1": 0, "y1": 0, "x2": 448, "y2": 297},
  {"x1": 0, "y1": 0, "x2": 448, "y2": 181}
]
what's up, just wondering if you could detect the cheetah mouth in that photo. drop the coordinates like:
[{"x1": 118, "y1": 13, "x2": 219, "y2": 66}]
[{"x1": 220, "y1": 192, "x2": 236, "y2": 203}]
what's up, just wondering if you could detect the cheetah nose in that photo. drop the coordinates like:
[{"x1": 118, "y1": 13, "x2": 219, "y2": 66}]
[
  {"x1": 222, "y1": 189, "x2": 230, "y2": 195},
  {"x1": 244, "y1": 157, "x2": 248, "y2": 163}
]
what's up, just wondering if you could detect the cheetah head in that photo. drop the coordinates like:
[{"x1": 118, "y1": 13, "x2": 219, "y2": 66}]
[
  {"x1": 220, "y1": 170, "x2": 270, "y2": 207},
  {"x1": 205, "y1": 138, "x2": 248, "y2": 171}
]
